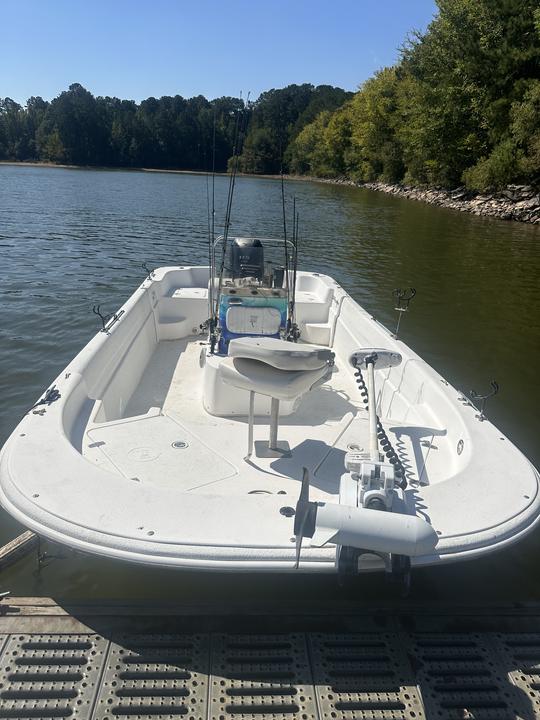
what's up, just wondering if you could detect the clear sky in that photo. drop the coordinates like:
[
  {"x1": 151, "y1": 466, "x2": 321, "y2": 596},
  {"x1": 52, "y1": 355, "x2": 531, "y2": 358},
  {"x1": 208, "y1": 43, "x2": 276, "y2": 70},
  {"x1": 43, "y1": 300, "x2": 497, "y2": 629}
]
[{"x1": 1, "y1": 0, "x2": 438, "y2": 105}]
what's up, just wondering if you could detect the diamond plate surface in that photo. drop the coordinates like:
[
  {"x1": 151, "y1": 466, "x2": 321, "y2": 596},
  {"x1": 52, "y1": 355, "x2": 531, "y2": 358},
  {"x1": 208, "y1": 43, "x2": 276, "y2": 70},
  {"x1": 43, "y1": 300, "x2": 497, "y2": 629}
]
[
  {"x1": 309, "y1": 632, "x2": 424, "y2": 720},
  {"x1": 408, "y1": 632, "x2": 529, "y2": 719},
  {"x1": 93, "y1": 634, "x2": 209, "y2": 720},
  {"x1": 0, "y1": 632, "x2": 107, "y2": 719},
  {"x1": 491, "y1": 633, "x2": 540, "y2": 719},
  {"x1": 210, "y1": 634, "x2": 318, "y2": 720}
]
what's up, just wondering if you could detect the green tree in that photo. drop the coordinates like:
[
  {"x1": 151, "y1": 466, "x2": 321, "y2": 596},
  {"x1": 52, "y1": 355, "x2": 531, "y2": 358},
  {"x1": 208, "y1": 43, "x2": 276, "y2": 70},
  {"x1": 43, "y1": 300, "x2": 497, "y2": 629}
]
[
  {"x1": 0, "y1": 99, "x2": 29, "y2": 159},
  {"x1": 288, "y1": 0, "x2": 540, "y2": 191},
  {"x1": 239, "y1": 84, "x2": 351, "y2": 174},
  {"x1": 286, "y1": 111, "x2": 334, "y2": 175}
]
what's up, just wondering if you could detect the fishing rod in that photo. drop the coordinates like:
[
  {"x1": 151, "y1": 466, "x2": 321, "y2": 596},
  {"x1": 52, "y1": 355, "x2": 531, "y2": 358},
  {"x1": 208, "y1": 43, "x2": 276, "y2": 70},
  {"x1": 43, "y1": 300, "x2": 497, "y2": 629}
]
[
  {"x1": 290, "y1": 201, "x2": 299, "y2": 332},
  {"x1": 206, "y1": 107, "x2": 217, "y2": 352},
  {"x1": 205, "y1": 125, "x2": 212, "y2": 323},
  {"x1": 286, "y1": 201, "x2": 300, "y2": 342},
  {"x1": 280, "y1": 169, "x2": 291, "y2": 332},
  {"x1": 214, "y1": 103, "x2": 241, "y2": 322},
  {"x1": 214, "y1": 94, "x2": 250, "y2": 327},
  {"x1": 279, "y1": 121, "x2": 293, "y2": 339}
]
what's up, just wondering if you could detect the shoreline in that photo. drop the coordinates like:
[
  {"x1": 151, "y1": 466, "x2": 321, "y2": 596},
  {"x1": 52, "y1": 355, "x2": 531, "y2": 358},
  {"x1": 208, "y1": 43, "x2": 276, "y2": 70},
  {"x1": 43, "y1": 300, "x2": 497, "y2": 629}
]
[
  {"x1": 0, "y1": 160, "x2": 228, "y2": 176},
  {"x1": 300, "y1": 176, "x2": 540, "y2": 225},
  {"x1": 2, "y1": 161, "x2": 538, "y2": 224}
]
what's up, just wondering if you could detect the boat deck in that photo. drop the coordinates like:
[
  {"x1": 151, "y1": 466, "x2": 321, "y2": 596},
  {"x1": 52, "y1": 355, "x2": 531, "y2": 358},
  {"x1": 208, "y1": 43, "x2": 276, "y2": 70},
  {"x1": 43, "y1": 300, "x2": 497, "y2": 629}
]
[
  {"x1": 83, "y1": 338, "x2": 445, "y2": 502},
  {"x1": 1, "y1": 598, "x2": 540, "y2": 720}
]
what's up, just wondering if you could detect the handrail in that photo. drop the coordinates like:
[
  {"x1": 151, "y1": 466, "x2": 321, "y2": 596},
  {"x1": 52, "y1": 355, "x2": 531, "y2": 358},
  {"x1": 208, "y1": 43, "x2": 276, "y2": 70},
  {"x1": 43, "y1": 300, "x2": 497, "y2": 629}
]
[{"x1": 212, "y1": 234, "x2": 297, "y2": 249}]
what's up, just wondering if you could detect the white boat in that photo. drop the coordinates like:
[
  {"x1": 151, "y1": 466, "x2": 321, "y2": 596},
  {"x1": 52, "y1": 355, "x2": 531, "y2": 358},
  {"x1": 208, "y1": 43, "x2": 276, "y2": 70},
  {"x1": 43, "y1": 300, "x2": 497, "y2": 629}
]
[{"x1": 1, "y1": 235, "x2": 539, "y2": 581}]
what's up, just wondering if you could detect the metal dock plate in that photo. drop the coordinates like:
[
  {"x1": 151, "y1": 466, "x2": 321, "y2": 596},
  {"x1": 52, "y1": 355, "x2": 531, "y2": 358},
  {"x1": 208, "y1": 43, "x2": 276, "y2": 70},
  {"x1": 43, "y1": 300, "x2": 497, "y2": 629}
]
[
  {"x1": 408, "y1": 632, "x2": 536, "y2": 719},
  {"x1": 93, "y1": 633, "x2": 209, "y2": 720},
  {"x1": 0, "y1": 618, "x2": 539, "y2": 719},
  {"x1": 309, "y1": 632, "x2": 424, "y2": 720},
  {"x1": 492, "y1": 633, "x2": 540, "y2": 717},
  {"x1": 210, "y1": 633, "x2": 317, "y2": 720},
  {"x1": 0, "y1": 632, "x2": 108, "y2": 719}
]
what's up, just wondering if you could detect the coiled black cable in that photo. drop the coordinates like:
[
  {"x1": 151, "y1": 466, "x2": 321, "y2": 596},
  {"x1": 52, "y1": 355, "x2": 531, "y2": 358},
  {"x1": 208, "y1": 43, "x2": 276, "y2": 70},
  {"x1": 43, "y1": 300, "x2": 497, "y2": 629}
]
[{"x1": 353, "y1": 365, "x2": 407, "y2": 489}]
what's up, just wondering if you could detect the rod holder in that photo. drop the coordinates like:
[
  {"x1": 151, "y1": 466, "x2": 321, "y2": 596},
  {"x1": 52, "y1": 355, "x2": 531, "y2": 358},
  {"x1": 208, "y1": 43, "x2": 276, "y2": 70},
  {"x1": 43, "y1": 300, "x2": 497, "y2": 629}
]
[
  {"x1": 393, "y1": 288, "x2": 416, "y2": 339},
  {"x1": 92, "y1": 304, "x2": 111, "y2": 331},
  {"x1": 470, "y1": 381, "x2": 499, "y2": 421},
  {"x1": 142, "y1": 262, "x2": 155, "y2": 279},
  {"x1": 92, "y1": 305, "x2": 125, "y2": 333}
]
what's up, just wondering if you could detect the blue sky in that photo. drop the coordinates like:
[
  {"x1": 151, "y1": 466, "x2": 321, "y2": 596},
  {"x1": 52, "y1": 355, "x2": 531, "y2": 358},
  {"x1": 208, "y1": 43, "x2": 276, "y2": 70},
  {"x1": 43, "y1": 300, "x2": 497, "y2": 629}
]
[{"x1": 1, "y1": 0, "x2": 438, "y2": 104}]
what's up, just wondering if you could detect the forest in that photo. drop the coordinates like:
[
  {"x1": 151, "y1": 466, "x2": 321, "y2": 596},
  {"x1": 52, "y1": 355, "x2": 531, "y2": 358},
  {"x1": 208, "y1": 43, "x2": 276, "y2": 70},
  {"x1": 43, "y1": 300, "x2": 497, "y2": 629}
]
[
  {"x1": 0, "y1": 84, "x2": 349, "y2": 173},
  {"x1": 287, "y1": 0, "x2": 540, "y2": 191},
  {"x1": 1, "y1": 0, "x2": 538, "y2": 191}
]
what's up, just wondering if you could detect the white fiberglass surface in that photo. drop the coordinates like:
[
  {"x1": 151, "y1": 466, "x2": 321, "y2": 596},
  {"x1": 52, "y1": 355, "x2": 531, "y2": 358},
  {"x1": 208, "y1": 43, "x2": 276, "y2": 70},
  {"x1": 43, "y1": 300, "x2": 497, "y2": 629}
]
[{"x1": 82, "y1": 336, "x2": 454, "y2": 500}]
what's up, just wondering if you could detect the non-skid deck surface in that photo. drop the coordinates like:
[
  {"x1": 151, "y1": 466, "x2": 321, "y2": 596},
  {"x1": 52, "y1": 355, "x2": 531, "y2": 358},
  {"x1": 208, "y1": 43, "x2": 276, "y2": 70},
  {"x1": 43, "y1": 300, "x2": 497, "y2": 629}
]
[
  {"x1": 85, "y1": 339, "x2": 366, "y2": 500},
  {"x1": 88, "y1": 414, "x2": 238, "y2": 490},
  {"x1": 84, "y1": 339, "x2": 444, "y2": 498},
  {"x1": 1, "y1": 601, "x2": 540, "y2": 719}
]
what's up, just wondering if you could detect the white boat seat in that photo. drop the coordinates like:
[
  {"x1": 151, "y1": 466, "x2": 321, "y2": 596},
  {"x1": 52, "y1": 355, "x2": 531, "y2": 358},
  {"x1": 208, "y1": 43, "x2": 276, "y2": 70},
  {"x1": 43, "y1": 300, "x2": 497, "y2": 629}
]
[
  {"x1": 228, "y1": 337, "x2": 334, "y2": 371},
  {"x1": 220, "y1": 357, "x2": 331, "y2": 401},
  {"x1": 220, "y1": 339, "x2": 333, "y2": 460}
]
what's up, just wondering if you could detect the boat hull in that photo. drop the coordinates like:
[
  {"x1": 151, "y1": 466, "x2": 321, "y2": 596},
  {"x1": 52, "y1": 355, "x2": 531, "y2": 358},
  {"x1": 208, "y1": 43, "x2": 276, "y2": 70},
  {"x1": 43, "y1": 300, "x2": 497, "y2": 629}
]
[{"x1": 1, "y1": 266, "x2": 539, "y2": 573}]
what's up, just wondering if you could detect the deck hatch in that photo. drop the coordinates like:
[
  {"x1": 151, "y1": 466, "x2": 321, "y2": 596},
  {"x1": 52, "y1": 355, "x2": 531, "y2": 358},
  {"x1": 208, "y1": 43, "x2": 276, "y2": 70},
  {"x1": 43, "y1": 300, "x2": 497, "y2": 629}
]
[{"x1": 87, "y1": 415, "x2": 237, "y2": 491}]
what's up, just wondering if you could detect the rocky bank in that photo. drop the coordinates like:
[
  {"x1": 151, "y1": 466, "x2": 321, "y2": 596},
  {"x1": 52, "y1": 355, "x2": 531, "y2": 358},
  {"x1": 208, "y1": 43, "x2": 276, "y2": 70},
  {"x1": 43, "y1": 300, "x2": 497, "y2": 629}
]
[
  {"x1": 364, "y1": 182, "x2": 540, "y2": 223},
  {"x1": 307, "y1": 176, "x2": 540, "y2": 224}
]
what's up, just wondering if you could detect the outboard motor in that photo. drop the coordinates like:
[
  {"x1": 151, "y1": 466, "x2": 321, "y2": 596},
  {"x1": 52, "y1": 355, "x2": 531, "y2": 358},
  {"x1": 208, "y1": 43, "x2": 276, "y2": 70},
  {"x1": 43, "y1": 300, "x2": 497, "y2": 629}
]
[{"x1": 227, "y1": 238, "x2": 264, "y2": 282}]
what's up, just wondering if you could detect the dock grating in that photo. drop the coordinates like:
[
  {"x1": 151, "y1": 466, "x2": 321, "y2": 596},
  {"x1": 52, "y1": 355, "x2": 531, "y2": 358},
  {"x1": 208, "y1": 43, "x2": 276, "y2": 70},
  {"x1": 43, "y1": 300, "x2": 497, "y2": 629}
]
[
  {"x1": 0, "y1": 633, "x2": 107, "y2": 719},
  {"x1": 210, "y1": 634, "x2": 317, "y2": 720},
  {"x1": 492, "y1": 633, "x2": 540, "y2": 717},
  {"x1": 309, "y1": 632, "x2": 424, "y2": 719},
  {"x1": 93, "y1": 634, "x2": 209, "y2": 720},
  {"x1": 1, "y1": 605, "x2": 540, "y2": 719}
]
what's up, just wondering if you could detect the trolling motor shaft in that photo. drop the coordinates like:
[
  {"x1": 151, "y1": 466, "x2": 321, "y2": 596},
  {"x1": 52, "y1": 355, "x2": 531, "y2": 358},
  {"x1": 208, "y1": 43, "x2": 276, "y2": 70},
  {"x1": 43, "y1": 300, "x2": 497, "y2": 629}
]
[
  {"x1": 363, "y1": 353, "x2": 380, "y2": 462},
  {"x1": 350, "y1": 349, "x2": 402, "y2": 461},
  {"x1": 289, "y1": 347, "x2": 432, "y2": 579},
  {"x1": 347, "y1": 348, "x2": 405, "y2": 511}
]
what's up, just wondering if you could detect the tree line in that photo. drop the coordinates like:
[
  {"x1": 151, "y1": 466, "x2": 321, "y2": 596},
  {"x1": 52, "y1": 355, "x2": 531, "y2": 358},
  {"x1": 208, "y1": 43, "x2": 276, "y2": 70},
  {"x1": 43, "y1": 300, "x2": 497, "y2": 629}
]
[
  {"x1": 3, "y1": 1, "x2": 537, "y2": 192},
  {"x1": 287, "y1": 0, "x2": 540, "y2": 191},
  {"x1": 0, "y1": 83, "x2": 350, "y2": 173}
]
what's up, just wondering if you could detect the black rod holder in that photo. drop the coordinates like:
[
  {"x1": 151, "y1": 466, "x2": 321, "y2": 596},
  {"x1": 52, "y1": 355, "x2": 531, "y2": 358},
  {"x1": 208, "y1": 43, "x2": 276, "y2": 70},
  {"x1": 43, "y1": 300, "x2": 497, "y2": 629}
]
[
  {"x1": 393, "y1": 287, "x2": 416, "y2": 339},
  {"x1": 470, "y1": 380, "x2": 499, "y2": 421},
  {"x1": 92, "y1": 305, "x2": 125, "y2": 333},
  {"x1": 142, "y1": 262, "x2": 155, "y2": 279},
  {"x1": 92, "y1": 304, "x2": 111, "y2": 331}
]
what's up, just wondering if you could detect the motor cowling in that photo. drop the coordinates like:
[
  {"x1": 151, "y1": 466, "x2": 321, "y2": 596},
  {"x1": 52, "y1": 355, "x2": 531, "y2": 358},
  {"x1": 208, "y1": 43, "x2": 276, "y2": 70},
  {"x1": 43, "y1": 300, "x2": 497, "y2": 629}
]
[{"x1": 227, "y1": 238, "x2": 264, "y2": 281}]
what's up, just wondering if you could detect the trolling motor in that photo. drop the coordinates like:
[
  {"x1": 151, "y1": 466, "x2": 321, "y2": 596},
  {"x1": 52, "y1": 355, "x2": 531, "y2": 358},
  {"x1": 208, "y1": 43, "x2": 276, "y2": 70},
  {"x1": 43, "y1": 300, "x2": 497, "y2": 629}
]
[
  {"x1": 293, "y1": 466, "x2": 437, "y2": 571},
  {"x1": 292, "y1": 348, "x2": 437, "y2": 588}
]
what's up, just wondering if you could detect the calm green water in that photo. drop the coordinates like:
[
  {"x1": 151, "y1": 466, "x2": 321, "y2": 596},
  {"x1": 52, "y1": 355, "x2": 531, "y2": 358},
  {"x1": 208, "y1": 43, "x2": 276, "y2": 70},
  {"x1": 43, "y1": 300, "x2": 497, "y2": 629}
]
[{"x1": 1, "y1": 165, "x2": 539, "y2": 606}]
